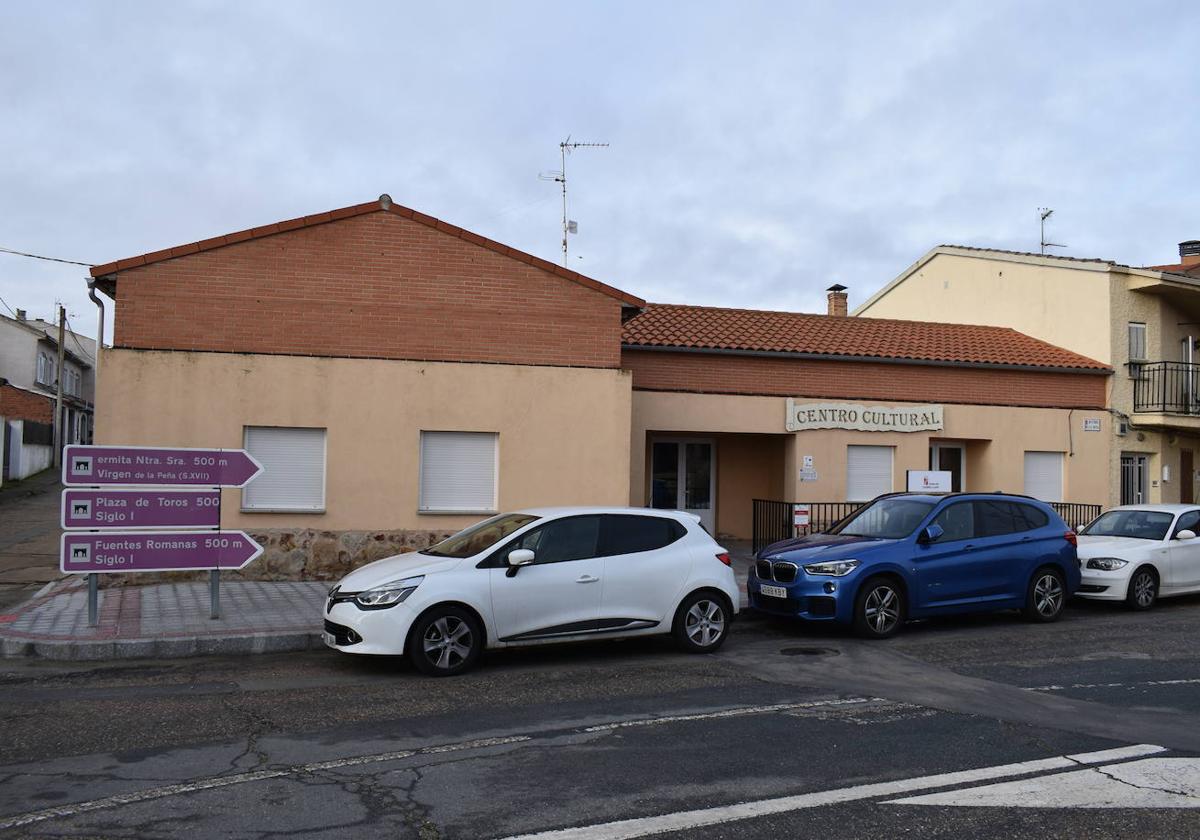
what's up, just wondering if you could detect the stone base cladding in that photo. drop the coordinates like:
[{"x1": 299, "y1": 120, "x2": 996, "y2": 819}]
[
  {"x1": 621, "y1": 349, "x2": 1107, "y2": 409},
  {"x1": 95, "y1": 528, "x2": 457, "y2": 586}
]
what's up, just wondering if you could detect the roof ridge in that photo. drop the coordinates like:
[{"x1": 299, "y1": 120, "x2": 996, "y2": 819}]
[{"x1": 936, "y1": 244, "x2": 1120, "y2": 266}]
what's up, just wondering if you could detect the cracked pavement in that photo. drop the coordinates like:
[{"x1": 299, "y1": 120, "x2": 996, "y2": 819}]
[{"x1": 1, "y1": 595, "x2": 1199, "y2": 837}]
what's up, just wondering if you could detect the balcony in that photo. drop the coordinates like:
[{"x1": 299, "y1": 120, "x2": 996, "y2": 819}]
[{"x1": 1131, "y1": 362, "x2": 1200, "y2": 417}]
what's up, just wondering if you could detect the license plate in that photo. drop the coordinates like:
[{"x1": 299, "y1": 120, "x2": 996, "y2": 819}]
[
  {"x1": 760, "y1": 584, "x2": 788, "y2": 599},
  {"x1": 322, "y1": 631, "x2": 337, "y2": 647}
]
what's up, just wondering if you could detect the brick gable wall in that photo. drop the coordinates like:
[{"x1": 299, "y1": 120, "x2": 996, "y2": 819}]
[
  {"x1": 0, "y1": 383, "x2": 54, "y2": 423},
  {"x1": 621, "y1": 349, "x2": 1107, "y2": 409},
  {"x1": 112, "y1": 212, "x2": 624, "y2": 368}
]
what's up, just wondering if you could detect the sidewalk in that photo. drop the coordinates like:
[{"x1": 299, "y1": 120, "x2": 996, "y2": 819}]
[
  {"x1": 1, "y1": 578, "x2": 328, "y2": 659},
  {"x1": 0, "y1": 540, "x2": 758, "y2": 661}
]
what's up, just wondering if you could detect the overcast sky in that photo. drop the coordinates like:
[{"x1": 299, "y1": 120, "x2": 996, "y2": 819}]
[{"x1": 1, "y1": 1, "x2": 1197, "y2": 342}]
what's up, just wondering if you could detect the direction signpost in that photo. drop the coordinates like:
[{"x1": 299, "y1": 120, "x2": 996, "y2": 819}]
[{"x1": 60, "y1": 445, "x2": 266, "y2": 625}]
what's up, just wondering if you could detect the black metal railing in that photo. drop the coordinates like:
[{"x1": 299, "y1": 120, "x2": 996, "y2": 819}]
[
  {"x1": 1049, "y1": 502, "x2": 1102, "y2": 531},
  {"x1": 1131, "y1": 362, "x2": 1200, "y2": 414},
  {"x1": 752, "y1": 498, "x2": 1103, "y2": 555},
  {"x1": 752, "y1": 499, "x2": 863, "y2": 554}
]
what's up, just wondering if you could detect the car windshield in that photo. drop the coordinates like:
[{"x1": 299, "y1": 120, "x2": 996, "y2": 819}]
[
  {"x1": 421, "y1": 513, "x2": 540, "y2": 558},
  {"x1": 1080, "y1": 510, "x2": 1173, "y2": 541},
  {"x1": 829, "y1": 498, "x2": 936, "y2": 539}
]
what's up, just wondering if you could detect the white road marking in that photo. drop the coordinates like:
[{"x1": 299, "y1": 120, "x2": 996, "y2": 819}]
[
  {"x1": 889, "y1": 757, "x2": 1200, "y2": 808},
  {"x1": 1027, "y1": 677, "x2": 1200, "y2": 692},
  {"x1": 0, "y1": 700, "x2": 877, "y2": 831},
  {"x1": 495, "y1": 744, "x2": 1166, "y2": 840},
  {"x1": 582, "y1": 698, "x2": 874, "y2": 731},
  {"x1": 0, "y1": 735, "x2": 530, "y2": 831}
]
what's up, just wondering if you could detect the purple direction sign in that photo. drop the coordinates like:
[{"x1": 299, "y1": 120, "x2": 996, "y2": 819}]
[
  {"x1": 63, "y1": 445, "x2": 263, "y2": 487},
  {"x1": 61, "y1": 489, "x2": 221, "y2": 530},
  {"x1": 61, "y1": 531, "x2": 264, "y2": 574}
]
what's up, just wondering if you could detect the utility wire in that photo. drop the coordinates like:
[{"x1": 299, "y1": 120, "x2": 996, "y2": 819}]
[
  {"x1": 0, "y1": 246, "x2": 93, "y2": 267},
  {"x1": 0, "y1": 294, "x2": 16, "y2": 319}
]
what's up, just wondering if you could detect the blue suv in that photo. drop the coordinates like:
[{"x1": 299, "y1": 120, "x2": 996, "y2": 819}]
[{"x1": 748, "y1": 493, "x2": 1081, "y2": 638}]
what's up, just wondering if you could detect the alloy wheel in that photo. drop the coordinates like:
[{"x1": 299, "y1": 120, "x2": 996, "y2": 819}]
[
  {"x1": 1034, "y1": 574, "x2": 1064, "y2": 618},
  {"x1": 1132, "y1": 571, "x2": 1156, "y2": 608},
  {"x1": 685, "y1": 600, "x2": 725, "y2": 647},
  {"x1": 422, "y1": 616, "x2": 473, "y2": 671},
  {"x1": 864, "y1": 585, "x2": 901, "y2": 635}
]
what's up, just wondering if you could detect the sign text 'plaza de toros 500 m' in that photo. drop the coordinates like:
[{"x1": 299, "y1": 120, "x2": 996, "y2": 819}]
[
  {"x1": 785, "y1": 400, "x2": 944, "y2": 433},
  {"x1": 60, "y1": 445, "x2": 264, "y2": 575}
]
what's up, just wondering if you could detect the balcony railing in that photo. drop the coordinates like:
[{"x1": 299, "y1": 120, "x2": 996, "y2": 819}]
[{"x1": 1131, "y1": 362, "x2": 1200, "y2": 414}]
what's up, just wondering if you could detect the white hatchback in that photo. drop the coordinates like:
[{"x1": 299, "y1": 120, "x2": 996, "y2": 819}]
[
  {"x1": 322, "y1": 507, "x2": 739, "y2": 675},
  {"x1": 1076, "y1": 504, "x2": 1200, "y2": 610}
]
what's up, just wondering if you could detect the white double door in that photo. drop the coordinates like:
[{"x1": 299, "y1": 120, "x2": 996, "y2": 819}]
[{"x1": 649, "y1": 439, "x2": 715, "y2": 533}]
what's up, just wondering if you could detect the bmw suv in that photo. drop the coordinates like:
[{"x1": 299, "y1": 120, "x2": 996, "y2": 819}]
[{"x1": 748, "y1": 493, "x2": 1080, "y2": 638}]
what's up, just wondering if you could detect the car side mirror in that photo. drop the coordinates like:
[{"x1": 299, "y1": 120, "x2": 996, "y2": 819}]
[
  {"x1": 918, "y1": 523, "x2": 944, "y2": 544},
  {"x1": 1177, "y1": 530, "x2": 1196, "y2": 541},
  {"x1": 506, "y1": 548, "x2": 535, "y2": 576}
]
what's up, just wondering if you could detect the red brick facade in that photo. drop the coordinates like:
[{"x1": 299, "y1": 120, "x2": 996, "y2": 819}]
[
  {"x1": 109, "y1": 211, "x2": 628, "y2": 368},
  {"x1": 0, "y1": 383, "x2": 54, "y2": 423},
  {"x1": 621, "y1": 349, "x2": 1107, "y2": 409}
]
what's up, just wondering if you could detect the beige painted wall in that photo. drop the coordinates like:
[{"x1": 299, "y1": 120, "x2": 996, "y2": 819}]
[
  {"x1": 97, "y1": 349, "x2": 633, "y2": 532},
  {"x1": 855, "y1": 253, "x2": 1113, "y2": 364},
  {"x1": 632, "y1": 391, "x2": 1111, "y2": 537}
]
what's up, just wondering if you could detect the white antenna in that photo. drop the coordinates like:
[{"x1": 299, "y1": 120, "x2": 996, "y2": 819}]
[
  {"x1": 1038, "y1": 207, "x2": 1067, "y2": 254},
  {"x1": 539, "y1": 136, "x2": 608, "y2": 266}
]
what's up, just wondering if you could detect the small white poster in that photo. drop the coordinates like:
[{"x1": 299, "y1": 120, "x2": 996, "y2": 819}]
[{"x1": 907, "y1": 470, "x2": 952, "y2": 493}]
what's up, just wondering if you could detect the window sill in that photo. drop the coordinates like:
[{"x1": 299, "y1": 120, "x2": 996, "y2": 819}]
[
  {"x1": 241, "y1": 508, "x2": 327, "y2": 515},
  {"x1": 418, "y1": 509, "x2": 498, "y2": 516}
]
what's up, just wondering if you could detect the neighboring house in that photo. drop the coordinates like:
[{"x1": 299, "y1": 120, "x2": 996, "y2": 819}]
[
  {"x1": 85, "y1": 196, "x2": 1111, "y2": 579},
  {"x1": 0, "y1": 310, "x2": 96, "y2": 451},
  {"x1": 854, "y1": 241, "x2": 1200, "y2": 508}
]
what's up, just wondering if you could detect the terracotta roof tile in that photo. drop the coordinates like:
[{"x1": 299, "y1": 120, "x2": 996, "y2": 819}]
[{"x1": 622, "y1": 303, "x2": 1109, "y2": 371}]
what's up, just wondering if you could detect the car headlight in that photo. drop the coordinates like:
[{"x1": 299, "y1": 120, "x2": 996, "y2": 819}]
[
  {"x1": 354, "y1": 576, "x2": 424, "y2": 609},
  {"x1": 803, "y1": 559, "x2": 860, "y2": 577},
  {"x1": 1085, "y1": 557, "x2": 1128, "y2": 571}
]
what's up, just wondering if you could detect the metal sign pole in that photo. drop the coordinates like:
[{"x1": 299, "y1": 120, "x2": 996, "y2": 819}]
[
  {"x1": 87, "y1": 573, "x2": 98, "y2": 626},
  {"x1": 210, "y1": 479, "x2": 221, "y2": 620}
]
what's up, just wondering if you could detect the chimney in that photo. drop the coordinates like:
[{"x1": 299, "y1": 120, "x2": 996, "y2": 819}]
[
  {"x1": 14, "y1": 309, "x2": 26, "y2": 321},
  {"x1": 826, "y1": 284, "x2": 848, "y2": 317},
  {"x1": 1181, "y1": 241, "x2": 1200, "y2": 267}
]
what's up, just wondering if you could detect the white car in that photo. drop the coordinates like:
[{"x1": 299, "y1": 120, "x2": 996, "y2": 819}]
[
  {"x1": 1076, "y1": 504, "x2": 1200, "y2": 610},
  {"x1": 322, "y1": 507, "x2": 739, "y2": 675}
]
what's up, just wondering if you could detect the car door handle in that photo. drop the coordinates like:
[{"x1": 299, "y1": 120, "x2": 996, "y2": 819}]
[
  {"x1": 576, "y1": 575, "x2": 600, "y2": 584},
  {"x1": 963, "y1": 544, "x2": 976, "y2": 552}
]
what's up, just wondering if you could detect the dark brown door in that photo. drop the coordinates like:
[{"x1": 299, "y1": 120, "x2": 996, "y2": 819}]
[{"x1": 1183, "y1": 450, "x2": 1194, "y2": 504}]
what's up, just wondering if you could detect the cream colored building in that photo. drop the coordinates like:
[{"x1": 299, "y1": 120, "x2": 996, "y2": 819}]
[{"x1": 855, "y1": 242, "x2": 1200, "y2": 508}]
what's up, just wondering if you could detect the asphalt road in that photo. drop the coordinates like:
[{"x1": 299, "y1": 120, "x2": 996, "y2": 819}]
[{"x1": 1, "y1": 595, "x2": 1199, "y2": 838}]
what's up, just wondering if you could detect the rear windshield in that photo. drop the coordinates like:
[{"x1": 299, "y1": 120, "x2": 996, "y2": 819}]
[
  {"x1": 421, "y1": 513, "x2": 539, "y2": 558},
  {"x1": 829, "y1": 498, "x2": 936, "y2": 540},
  {"x1": 1080, "y1": 510, "x2": 1173, "y2": 541}
]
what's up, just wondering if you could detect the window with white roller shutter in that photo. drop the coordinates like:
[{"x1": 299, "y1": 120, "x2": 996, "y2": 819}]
[
  {"x1": 846, "y1": 445, "x2": 894, "y2": 501},
  {"x1": 420, "y1": 431, "x2": 498, "y2": 513},
  {"x1": 242, "y1": 427, "x2": 327, "y2": 512},
  {"x1": 1023, "y1": 451, "x2": 1064, "y2": 501}
]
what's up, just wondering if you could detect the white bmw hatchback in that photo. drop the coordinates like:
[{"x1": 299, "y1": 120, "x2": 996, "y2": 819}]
[
  {"x1": 1076, "y1": 504, "x2": 1200, "y2": 610},
  {"x1": 322, "y1": 507, "x2": 739, "y2": 676}
]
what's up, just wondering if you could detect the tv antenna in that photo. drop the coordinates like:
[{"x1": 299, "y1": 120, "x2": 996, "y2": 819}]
[
  {"x1": 539, "y1": 136, "x2": 608, "y2": 266},
  {"x1": 1038, "y1": 208, "x2": 1067, "y2": 255}
]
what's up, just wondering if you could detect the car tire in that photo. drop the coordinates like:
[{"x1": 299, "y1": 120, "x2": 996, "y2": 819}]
[
  {"x1": 1125, "y1": 567, "x2": 1158, "y2": 611},
  {"x1": 407, "y1": 605, "x2": 484, "y2": 677},
  {"x1": 673, "y1": 591, "x2": 731, "y2": 654},
  {"x1": 852, "y1": 577, "x2": 906, "y2": 639},
  {"x1": 1022, "y1": 568, "x2": 1066, "y2": 623}
]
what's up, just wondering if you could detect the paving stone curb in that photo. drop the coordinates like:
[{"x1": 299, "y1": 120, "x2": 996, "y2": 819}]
[{"x1": 1, "y1": 629, "x2": 324, "y2": 660}]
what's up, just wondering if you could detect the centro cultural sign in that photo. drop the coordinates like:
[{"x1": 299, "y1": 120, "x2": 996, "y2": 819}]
[{"x1": 785, "y1": 400, "x2": 944, "y2": 433}]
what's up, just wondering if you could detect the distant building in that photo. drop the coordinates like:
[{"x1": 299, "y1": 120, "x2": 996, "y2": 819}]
[
  {"x1": 855, "y1": 242, "x2": 1200, "y2": 507},
  {"x1": 0, "y1": 310, "x2": 95, "y2": 448}
]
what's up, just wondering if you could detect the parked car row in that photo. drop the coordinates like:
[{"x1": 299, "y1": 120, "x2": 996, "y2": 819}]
[
  {"x1": 320, "y1": 495, "x2": 1200, "y2": 676},
  {"x1": 749, "y1": 493, "x2": 1200, "y2": 637}
]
